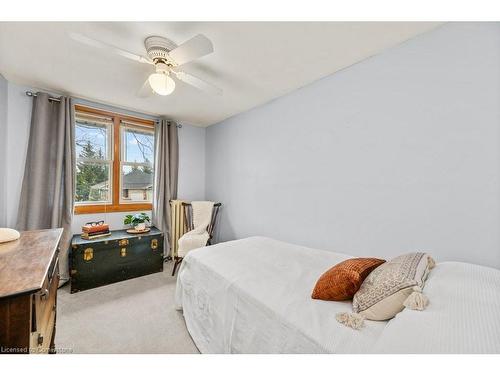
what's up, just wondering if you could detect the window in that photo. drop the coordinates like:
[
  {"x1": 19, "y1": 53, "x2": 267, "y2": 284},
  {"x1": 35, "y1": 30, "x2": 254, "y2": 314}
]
[
  {"x1": 121, "y1": 124, "x2": 154, "y2": 203},
  {"x1": 75, "y1": 113, "x2": 113, "y2": 204},
  {"x1": 74, "y1": 105, "x2": 155, "y2": 214}
]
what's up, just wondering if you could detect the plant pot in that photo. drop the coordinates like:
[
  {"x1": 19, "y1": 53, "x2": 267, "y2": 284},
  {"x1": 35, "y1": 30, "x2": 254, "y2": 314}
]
[{"x1": 134, "y1": 223, "x2": 146, "y2": 231}]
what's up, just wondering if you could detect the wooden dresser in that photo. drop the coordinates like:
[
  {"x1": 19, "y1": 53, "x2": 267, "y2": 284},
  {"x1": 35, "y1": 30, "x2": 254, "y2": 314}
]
[{"x1": 0, "y1": 228, "x2": 62, "y2": 354}]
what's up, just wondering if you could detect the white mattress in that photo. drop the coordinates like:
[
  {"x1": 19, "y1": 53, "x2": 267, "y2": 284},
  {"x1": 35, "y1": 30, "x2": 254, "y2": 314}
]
[
  {"x1": 371, "y1": 261, "x2": 500, "y2": 353},
  {"x1": 175, "y1": 236, "x2": 500, "y2": 354}
]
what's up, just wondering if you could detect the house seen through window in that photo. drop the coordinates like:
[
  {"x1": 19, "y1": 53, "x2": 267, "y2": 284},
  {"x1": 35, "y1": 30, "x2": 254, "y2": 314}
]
[{"x1": 74, "y1": 105, "x2": 155, "y2": 214}]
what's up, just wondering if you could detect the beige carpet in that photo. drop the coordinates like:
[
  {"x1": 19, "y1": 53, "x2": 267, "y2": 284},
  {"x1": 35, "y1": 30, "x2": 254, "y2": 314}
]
[{"x1": 56, "y1": 262, "x2": 199, "y2": 354}]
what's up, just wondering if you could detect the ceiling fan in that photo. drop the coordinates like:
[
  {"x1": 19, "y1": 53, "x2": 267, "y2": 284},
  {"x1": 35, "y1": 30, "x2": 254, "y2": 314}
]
[{"x1": 69, "y1": 33, "x2": 222, "y2": 97}]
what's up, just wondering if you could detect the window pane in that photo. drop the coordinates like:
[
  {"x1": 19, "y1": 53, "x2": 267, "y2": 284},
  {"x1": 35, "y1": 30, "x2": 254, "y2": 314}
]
[
  {"x1": 121, "y1": 165, "x2": 153, "y2": 202},
  {"x1": 75, "y1": 162, "x2": 111, "y2": 203},
  {"x1": 75, "y1": 120, "x2": 110, "y2": 160},
  {"x1": 123, "y1": 127, "x2": 154, "y2": 164}
]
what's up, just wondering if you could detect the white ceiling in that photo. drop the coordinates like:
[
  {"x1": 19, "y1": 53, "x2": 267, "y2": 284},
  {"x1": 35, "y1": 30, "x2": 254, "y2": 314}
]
[{"x1": 0, "y1": 22, "x2": 441, "y2": 127}]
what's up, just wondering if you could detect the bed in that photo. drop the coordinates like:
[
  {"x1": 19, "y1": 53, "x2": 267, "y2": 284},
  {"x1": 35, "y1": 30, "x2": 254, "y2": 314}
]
[{"x1": 175, "y1": 236, "x2": 500, "y2": 354}]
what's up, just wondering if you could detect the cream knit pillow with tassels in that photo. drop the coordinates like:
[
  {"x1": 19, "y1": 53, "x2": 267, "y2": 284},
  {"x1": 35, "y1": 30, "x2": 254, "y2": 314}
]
[
  {"x1": 0, "y1": 228, "x2": 21, "y2": 244},
  {"x1": 336, "y1": 252, "x2": 435, "y2": 329}
]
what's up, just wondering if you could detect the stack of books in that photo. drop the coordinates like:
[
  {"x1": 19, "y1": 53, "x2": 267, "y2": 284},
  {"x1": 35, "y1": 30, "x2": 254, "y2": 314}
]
[{"x1": 81, "y1": 223, "x2": 111, "y2": 240}]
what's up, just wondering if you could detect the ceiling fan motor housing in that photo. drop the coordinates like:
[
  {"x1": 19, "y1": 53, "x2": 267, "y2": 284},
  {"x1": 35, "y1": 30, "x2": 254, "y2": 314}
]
[{"x1": 145, "y1": 36, "x2": 178, "y2": 66}]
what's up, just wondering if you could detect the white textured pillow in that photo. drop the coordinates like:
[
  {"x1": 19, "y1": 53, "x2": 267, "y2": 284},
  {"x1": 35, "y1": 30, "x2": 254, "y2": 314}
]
[
  {"x1": 352, "y1": 252, "x2": 434, "y2": 321},
  {"x1": 0, "y1": 228, "x2": 21, "y2": 243}
]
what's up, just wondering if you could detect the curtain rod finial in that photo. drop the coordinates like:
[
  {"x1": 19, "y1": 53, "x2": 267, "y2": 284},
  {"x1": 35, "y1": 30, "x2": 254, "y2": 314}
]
[{"x1": 155, "y1": 120, "x2": 182, "y2": 129}]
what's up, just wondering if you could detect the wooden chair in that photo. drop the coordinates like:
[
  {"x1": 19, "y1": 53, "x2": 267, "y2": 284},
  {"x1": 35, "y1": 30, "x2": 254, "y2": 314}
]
[{"x1": 172, "y1": 202, "x2": 221, "y2": 276}]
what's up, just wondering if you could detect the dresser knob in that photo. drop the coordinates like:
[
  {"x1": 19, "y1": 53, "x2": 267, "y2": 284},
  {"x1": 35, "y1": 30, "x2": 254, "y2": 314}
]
[
  {"x1": 40, "y1": 288, "x2": 49, "y2": 300},
  {"x1": 37, "y1": 333, "x2": 44, "y2": 346}
]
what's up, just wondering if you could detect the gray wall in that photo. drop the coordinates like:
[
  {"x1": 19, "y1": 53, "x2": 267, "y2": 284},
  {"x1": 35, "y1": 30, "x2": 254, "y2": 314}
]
[
  {"x1": 0, "y1": 75, "x2": 7, "y2": 227},
  {"x1": 4, "y1": 82, "x2": 32, "y2": 229},
  {"x1": 178, "y1": 123, "x2": 206, "y2": 201},
  {"x1": 206, "y1": 23, "x2": 500, "y2": 268},
  {"x1": 2, "y1": 81, "x2": 206, "y2": 232}
]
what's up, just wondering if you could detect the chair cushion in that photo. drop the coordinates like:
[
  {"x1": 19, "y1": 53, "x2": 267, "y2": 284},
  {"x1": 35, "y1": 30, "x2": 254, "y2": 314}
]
[
  {"x1": 177, "y1": 230, "x2": 210, "y2": 258},
  {"x1": 311, "y1": 257, "x2": 386, "y2": 301}
]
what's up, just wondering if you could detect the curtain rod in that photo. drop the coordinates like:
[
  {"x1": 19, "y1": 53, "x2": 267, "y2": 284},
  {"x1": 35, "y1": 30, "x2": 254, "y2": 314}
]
[
  {"x1": 25, "y1": 90, "x2": 182, "y2": 128},
  {"x1": 25, "y1": 90, "x2": 61, "y2": 102}
]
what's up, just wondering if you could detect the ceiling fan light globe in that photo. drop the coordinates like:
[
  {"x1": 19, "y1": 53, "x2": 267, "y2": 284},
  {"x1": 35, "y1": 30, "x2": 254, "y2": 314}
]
[{"x1": 148, "y1": 73, "x2": 175, "y2": 96}]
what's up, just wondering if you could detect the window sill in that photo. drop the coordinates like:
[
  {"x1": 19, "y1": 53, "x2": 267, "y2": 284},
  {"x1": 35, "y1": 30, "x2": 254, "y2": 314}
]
[{"x1": 74, "y1": 203, "x2": 153, "y2": 215}]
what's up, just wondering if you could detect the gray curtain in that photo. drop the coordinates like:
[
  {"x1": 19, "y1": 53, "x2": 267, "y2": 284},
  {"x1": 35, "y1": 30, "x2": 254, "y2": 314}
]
[
  {"x1": 152, "y1": 119, "x2": 179, "y2": 258},
  {"x1": 16, "y1": 92, "x2": 75, "y2": 283}
]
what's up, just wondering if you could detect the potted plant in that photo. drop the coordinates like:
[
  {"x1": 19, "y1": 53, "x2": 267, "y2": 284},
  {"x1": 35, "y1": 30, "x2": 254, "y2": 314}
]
[{"x1": 124, "y1": 213, "x2": 151, "y2": 231}]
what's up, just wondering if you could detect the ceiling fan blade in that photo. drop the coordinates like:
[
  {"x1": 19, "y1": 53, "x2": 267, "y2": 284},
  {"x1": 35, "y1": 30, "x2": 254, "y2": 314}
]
[
  {"x1": 137, "y1": 78, "x2": 153, "y2": 98},
  {"x1": 172, "y1": 71, "x2": 222, "y2": 96},
  {"x1": 168, "y1": 34, "x2": 214, "y2": 66},
  {"x1": 69, "y1": 33, "x2": 153, "y2": 65}
]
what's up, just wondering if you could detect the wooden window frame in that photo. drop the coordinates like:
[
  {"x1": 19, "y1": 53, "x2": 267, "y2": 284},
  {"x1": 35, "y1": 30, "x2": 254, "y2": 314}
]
[{"x1": 74, "y1": 105, "x2": 155, "y2": 215}]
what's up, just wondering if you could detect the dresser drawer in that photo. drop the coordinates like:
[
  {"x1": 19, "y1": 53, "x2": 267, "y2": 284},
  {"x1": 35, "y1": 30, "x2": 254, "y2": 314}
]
[
  {"x1": 30, "y1": 307, "x2": 55, "y2": 353},
  {"x1": 31, "y1": 256, "x2": 58, "y2": 352}
]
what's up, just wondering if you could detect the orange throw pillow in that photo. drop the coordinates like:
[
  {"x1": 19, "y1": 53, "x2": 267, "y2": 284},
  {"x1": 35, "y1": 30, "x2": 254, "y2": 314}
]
[{"x1": 311, "y1": 258, "x2": 386, "y2": 301}]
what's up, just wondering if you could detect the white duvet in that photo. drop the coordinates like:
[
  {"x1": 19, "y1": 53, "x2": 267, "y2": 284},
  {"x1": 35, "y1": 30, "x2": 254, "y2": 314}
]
[{"x1": 175, "y1": 237, "x2": 500, "y2": 354}]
